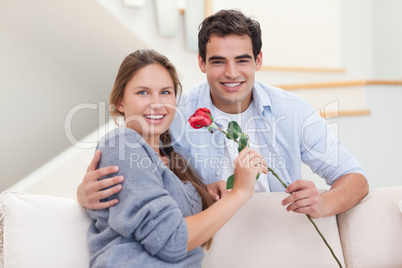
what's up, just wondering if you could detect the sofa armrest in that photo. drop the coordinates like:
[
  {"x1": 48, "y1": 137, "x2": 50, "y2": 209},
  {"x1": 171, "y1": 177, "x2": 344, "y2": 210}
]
[
  {"x1": 0, "y1": 191, "x2": 91, "y2": 268},
  {"x1": 202, "y1": 192, "x2": 344, "y2": 268},
  {"x1": 337, "y1": 186, "x2": 402, "y2": 268}
]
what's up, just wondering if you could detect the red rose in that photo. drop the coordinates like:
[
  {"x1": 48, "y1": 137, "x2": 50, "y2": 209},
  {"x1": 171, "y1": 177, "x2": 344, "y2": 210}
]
[{"x1": 188, "y1": 107, "x2": 213, "y2": 129}]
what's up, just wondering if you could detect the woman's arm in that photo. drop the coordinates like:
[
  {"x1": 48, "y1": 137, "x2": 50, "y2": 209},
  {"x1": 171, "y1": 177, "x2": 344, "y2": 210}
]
[
  {"x1": 91, "y1": 129, "x2": 191, "y2": 262},
  {"x1": 185, "y1": 147, "x2": 267, "y2": 251}
]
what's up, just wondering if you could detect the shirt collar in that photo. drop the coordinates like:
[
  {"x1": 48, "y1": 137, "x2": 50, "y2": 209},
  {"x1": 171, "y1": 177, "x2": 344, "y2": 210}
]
[
  {"x1": 252, "y1": 81, "x2": 272, "y2": 116},
  {"x1": 196, "y1": 82, "x2": 215, "y2": 109}
]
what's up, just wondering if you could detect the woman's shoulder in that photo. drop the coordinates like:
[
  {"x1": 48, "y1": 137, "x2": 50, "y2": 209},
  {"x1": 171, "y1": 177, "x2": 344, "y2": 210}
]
[
  {"x1": 97, "y1": 128, "x2": 154, "y2": 156},
  {"x1": 98, "y1": 127, "x2": 141, "y2": 143}
]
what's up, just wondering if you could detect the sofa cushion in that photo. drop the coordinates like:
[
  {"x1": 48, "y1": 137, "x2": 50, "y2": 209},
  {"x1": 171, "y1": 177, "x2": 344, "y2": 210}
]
[
  {"x1": 337, "y1": 186, "x2": 402, "y2": 268},
  {"x1": 0, "y1": 191, "x2": 91, "y2": 268},
  {"x1": 202, "y1": 192, "x2": 345, "y2": 268}
]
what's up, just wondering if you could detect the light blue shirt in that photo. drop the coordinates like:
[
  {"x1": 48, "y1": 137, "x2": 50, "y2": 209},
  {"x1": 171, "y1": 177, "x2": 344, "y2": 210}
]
[{"x1": 170, "y1": 81, "x2": 366, "y2": 192}]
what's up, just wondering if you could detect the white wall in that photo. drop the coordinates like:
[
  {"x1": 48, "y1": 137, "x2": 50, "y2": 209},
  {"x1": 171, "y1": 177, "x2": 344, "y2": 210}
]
[
  {"x1": 0, "y1": 0, "x2": 148, "y2": 191},
  {"x1": 338, "y1": 0, "x2": 374, "y2": 80},
  {"x1": 213, "y1": 0, "x2": 342, "y2": 69},
  {"x1": 372, "y1": 0, "x2": 402, "y2": 79},
  {"x1": 0, "y1": 21, "x2": 99, "y2": 190},
  {"x1": 97, "y1": 0, "x2": 206, "y2": 91}
]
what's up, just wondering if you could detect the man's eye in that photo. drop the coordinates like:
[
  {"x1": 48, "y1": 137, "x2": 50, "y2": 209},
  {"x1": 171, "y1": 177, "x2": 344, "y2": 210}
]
[{"x1": 212, "y1": 61, "x2": 224, "y2": 64}]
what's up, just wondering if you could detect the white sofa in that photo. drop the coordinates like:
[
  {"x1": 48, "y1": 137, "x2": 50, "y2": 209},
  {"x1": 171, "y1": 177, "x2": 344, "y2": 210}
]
[{"x1": 0, "y1": 187, "x2": 401, "y2": 268}]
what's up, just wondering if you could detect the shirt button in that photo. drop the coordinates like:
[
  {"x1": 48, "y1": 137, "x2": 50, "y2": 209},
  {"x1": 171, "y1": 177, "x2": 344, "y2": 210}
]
[{"x1": 216, "y1": 171, "x2": 221, "y2": 176}]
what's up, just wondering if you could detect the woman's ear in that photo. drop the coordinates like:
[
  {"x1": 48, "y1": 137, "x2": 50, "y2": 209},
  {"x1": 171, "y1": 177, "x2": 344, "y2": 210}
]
[{"x1": 115, "y1": 100, "x2": 124, "y2": 113}]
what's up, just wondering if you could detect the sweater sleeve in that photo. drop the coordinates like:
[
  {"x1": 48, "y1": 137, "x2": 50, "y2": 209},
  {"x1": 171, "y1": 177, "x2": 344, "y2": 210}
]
[{"x1": 98, "y1": 128, "x2": 189, "y2": 262}]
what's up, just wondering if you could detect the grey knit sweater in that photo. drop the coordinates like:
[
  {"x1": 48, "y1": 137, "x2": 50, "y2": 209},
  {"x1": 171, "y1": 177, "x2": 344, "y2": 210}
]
[{"x1": 87, "y1": 128, "x2": 204, "y2": 267}]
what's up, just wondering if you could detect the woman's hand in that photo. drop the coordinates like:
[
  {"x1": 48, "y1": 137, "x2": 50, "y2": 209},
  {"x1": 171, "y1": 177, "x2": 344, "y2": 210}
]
[{"x1": 232, "y1": 148, "x2": 268, "y2": 197}]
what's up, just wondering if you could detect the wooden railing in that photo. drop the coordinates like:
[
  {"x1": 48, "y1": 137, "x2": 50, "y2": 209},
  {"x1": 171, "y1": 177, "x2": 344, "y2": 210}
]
[
  {"x1": 275, "y1": 80, "x2": 402, "y2": 90},
  {"x1": 271, "y1": 80, "x2": 402, "y2": 118},
  {"x1": 319, "y1": 109, "x2": 371, "y2": 119},
  {"x1": 261, "y1": 66, "x2": 346, "y2": 73}
]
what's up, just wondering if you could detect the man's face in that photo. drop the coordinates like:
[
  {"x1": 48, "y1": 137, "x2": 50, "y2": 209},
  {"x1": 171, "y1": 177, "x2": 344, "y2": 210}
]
[{"x1": 198, "y1": 34, "x2": 262, "y2": 114}]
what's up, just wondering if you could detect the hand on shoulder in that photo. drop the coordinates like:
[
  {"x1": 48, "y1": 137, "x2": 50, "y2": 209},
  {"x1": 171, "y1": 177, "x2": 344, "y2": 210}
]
[{"x1": 77, "y1": 150, "x2": 124, "y2": 210}]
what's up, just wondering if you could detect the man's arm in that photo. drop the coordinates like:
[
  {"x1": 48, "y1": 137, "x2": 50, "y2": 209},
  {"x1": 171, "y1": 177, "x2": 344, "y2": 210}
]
[
  {"x1": 77, "y1": 151, "x2": 228, "y2": 209},
  {"x1": 281, "y1": 173, "x2": 369, "y2": 218},
  {"x1": 77, "y1": 150, "x2": 124, "y2": 209}
]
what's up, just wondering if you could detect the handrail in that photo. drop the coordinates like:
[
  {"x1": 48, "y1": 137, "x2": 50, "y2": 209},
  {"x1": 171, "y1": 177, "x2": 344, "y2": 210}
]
[
  {"x1": 205, "y1": 0, "x2": 213, "y2": 17},
  {"x1": 261, "y1": 66, "x2": 346, "y2": 73},
  {"x1": 319, "y1": 109, "x2": 371, "y2": 119},
  {"x1": 276, "y1": 80, "x2": 402, "y2": 90}
]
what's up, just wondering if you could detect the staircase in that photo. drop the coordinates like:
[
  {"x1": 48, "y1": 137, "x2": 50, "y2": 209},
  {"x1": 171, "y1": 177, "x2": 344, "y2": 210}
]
[{"x1": 4, "y1": 0, "x2": 402, "y2": 197}]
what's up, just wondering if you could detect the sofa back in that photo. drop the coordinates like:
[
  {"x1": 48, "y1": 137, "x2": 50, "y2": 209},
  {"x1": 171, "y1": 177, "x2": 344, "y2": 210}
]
[
  {"x1": 2, "y1": 188, "x2": 400, "y2": 267},
  {"x1": 202, "y1": 192, "x2": 344, "y2": 267},
  {"x1": 0, "y1": 191, "x2": 345, "y2": 268},
  {"x1": 337, "y1": 186, "x2": 402, "y2": 268}
]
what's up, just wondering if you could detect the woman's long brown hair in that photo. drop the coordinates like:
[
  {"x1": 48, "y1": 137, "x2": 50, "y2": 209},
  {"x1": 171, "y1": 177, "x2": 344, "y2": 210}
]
[{"x1": 110, "y1": 49, "x2": 214, "y2": 249}]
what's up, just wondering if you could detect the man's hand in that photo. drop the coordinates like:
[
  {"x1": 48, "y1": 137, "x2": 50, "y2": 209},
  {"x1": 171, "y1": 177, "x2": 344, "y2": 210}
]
[
  {"x1": 206, "y1": 180, "x2": 230, "y2": 202},
  {"x1": 281, "y1": 180, "x2": 323, "y2": 218},
  {"x1": 77, "y1": 150, "x2": 124, "y2": 209},
  {"x1": 281, "y1": 174, "x2": 369, "y2": 219}
]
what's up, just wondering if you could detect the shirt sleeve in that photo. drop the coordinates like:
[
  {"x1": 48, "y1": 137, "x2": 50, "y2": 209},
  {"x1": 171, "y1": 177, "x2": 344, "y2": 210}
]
[
  {"x1": 299, "y1": 102, "x2": 367, "y2": 185},
  {"x1": 98, "y1": 128, "x2": 189, "y2": 262}
]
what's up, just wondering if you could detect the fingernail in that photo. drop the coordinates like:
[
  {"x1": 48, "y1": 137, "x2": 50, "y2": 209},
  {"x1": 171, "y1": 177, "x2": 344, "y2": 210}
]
[
  {"x1": 281, "y1": 200, "x2": 285, "y2": 206},
  {"x1": 116, "y1": 185, "x2": 122, "y2": 191},
  {"x1": 113, "y1": 166, "x2": 119, "y2": 172},
  {"x1": 118, "y1": 176, "x2": 124, "y2": 182},
  {"x1": 215, "y1": 195, "x2": 219, "y2": 201}
]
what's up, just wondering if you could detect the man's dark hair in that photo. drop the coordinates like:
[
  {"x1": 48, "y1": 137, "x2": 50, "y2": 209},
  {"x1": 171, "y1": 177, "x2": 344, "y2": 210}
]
[{"x1": 198, "y1": 9, "x2": 262, "y2": 63}]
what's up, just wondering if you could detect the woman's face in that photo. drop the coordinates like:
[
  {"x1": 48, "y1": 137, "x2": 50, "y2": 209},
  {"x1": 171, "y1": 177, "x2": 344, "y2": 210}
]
[{"x1": 117, "y1": 64, "x2": 176, "y2": 146}]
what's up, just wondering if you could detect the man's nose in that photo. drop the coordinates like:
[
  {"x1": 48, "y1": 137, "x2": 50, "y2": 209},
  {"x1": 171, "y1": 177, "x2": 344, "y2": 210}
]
[{"x1": 224, "y1": 62, "x2": 239, "y2": 79}]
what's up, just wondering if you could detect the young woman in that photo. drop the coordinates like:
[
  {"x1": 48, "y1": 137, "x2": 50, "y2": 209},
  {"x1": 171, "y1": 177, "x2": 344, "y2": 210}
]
[{"x1": 87, "y1": 49, "x2": 267, "y2": 267}]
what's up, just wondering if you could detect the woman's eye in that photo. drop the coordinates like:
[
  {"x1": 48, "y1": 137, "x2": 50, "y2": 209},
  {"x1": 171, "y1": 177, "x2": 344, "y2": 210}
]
[
  {"x1": 161, "y1": 90, "x2": 171, "y2": 95},
  {"x1": 138, "y1": 91, "x2": 148, "y2": 95}
]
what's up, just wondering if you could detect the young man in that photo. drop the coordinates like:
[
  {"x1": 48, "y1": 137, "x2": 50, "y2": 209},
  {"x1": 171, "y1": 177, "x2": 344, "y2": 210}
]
[{"x1": 78, "y1": 10, "x2": 368, "y2": 219}]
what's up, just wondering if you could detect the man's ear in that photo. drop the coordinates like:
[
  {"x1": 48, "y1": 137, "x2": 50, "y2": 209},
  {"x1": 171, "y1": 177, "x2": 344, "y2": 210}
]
[
  {"x1": 255, "y1": 51, "x2": 263, "y2": 71},
  {"x1": 198, "y1": 54, "x2": 206, "y2": 73}
]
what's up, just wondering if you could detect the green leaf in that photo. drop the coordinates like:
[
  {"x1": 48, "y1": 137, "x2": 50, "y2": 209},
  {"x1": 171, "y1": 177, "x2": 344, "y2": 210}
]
[
  {"x1": 226, "y1": 121, "x2": 242, "y2": 140},
  {"x1": 238, "y1": 134, "x2": 248, "y2": 153},
  {"x1": 206, "y1": 111, "x2": 214, "y2": 122},
  {"x1": 226, "y1": 174, "x2": 235, "y2": 189},
  {"x1": 226, "y1": 173, "x2": 259, "y2": 190}
]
